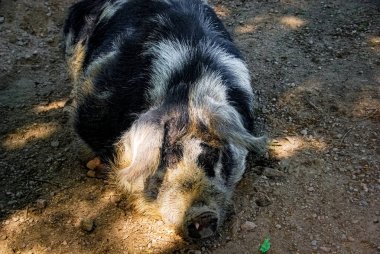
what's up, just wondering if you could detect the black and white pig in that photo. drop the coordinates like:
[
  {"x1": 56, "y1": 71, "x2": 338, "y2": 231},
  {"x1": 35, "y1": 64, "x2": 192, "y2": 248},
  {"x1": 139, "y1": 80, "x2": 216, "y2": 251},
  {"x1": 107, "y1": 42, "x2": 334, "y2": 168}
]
[{"x1": 63, "y1": 0, "x2": 266, "y2": 239}]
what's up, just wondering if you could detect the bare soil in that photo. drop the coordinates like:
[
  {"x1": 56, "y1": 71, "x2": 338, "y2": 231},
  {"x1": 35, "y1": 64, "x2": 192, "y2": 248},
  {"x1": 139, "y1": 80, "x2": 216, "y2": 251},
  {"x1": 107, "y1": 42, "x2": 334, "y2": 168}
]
[{"x1": 0, "y1": 0, "x2": 379, "y2": 253}]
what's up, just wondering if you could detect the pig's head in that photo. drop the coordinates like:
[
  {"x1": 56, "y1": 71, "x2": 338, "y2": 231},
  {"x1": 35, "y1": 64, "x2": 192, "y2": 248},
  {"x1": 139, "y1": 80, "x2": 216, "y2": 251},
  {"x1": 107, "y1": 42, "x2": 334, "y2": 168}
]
[{"x1": 113, "y1": 99, "x2": 266, "y2": 239}]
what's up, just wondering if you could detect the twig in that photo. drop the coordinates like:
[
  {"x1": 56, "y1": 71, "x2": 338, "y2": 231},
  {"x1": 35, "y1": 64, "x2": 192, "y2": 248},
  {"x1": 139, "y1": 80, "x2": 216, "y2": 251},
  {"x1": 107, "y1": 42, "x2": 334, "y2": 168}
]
[
  {"x1": 340, "y1": 127, "x2": 353, "y2": 144},
  {"x1": 305, "y1": 99, "x2": 322, "y2": 113},
  {"x1": 32, "y1": 178, "x2": 61, "y2": 187},
  {"x1": 341, "y1": 77, "x2": 349, "y2": 83}
]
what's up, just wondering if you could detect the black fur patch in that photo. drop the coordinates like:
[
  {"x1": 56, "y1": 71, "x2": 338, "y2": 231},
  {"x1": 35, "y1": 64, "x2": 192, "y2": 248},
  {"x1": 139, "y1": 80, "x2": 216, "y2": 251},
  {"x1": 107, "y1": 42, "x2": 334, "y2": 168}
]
[
  {"x1": 221, "y1": 145, "x2": 237, "y2": 183},
  {"x1": 63, "y1": 0, "x2": 107, "y2": 49},
  {"x1": 197, "y1": 143, "x2": 220, "y2": 177},
  {"x1": 158, "y1": 117, "x2": 186, "y2": 169}
]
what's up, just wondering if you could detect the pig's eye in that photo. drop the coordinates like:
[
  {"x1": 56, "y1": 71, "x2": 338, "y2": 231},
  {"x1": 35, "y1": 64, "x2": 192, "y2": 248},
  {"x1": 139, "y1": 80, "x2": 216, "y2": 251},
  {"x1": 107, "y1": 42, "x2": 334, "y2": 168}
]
[{"x1": 197, "y1": 143, "x2": 220, "y2": 177}]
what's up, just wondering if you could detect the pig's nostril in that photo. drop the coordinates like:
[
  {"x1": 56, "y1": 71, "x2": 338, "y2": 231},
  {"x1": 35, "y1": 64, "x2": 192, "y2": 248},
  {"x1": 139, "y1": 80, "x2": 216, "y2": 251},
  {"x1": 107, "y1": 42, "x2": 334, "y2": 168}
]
[{"x1": 187, "y1": 212, "x2": 218, "y2": 239}]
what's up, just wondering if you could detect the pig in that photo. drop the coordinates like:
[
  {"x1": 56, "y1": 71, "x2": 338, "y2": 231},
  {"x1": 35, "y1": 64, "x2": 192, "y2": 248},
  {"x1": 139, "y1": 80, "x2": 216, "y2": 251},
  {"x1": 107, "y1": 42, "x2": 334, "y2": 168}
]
[{"x1": 63, "y1": 0, "x2": 266, "y2": 239}]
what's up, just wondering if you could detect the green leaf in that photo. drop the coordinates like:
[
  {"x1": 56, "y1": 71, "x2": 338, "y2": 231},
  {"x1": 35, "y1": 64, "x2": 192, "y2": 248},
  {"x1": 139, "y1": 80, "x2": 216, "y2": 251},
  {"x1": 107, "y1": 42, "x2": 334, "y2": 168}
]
[{"x1": 259, "y1": 238, "x2": 271, "y2": 253}]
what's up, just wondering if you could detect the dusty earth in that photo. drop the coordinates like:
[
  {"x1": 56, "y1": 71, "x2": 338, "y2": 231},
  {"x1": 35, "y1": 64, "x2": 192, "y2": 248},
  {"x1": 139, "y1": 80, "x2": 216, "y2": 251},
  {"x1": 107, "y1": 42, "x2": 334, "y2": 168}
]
[{"x1": 0, "y1": 0, "x2": 379, "y2": 253}]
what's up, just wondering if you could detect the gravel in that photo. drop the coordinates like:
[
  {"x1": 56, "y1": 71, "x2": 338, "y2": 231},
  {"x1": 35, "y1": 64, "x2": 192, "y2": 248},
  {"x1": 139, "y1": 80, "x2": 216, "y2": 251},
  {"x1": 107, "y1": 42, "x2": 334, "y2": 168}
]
[
  {"x1": 240, "y1": 221, "x2": 257, "y2": 231},
  {"x1": 80, "y1": 218, "x2": 95, "y2": 232}
]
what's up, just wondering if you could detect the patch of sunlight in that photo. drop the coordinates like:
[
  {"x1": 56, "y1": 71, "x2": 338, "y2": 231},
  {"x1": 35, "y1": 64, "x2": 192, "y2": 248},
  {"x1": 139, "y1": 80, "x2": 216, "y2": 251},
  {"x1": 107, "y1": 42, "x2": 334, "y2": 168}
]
[
  {"x1": 1, "y1": 210, "x2": 35, "y2": 239},
  {"x1": 280, "y1": 16, "x2": 306, "y2": 29},
  {"x1": 278, "y1": 79, "x2": 323, "y2": 107},
  {"x1": 34, "y1": 100, "x2": 67, "y2": 113},
  {"x1": 214, "y1": 5, "x2": 230, "y2": 18},
  {"x1": 352, "y1": 97, "x2": 380, "y2": 119},
  {"x1": 235, "y1": 24, "x2": 256, "y2": 34},
  {"x1": 270, "y1": 136, "x2": 326, "y2": 159},
  {"x1": 2, "y1": 122, "x2": 59, "y2": 150},
  {"x1": 253, "y1": 15, "x2": 269, "y2": 24},
  {"x1": 111, "y1": 215, "x2": 184, "y2": 253},
  {"x1": 368, "y1": 36, "x2": 380, "y2": 47}
]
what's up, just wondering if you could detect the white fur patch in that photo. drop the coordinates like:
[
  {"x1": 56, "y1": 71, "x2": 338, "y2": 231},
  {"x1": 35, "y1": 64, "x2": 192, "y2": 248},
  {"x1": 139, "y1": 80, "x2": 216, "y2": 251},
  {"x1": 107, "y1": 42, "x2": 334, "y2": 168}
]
[
  {"x1": 85, "y1": 30, "x2": 135, "y2": 76},
  {"x1": 213, "y1": 151, "x2": 224, "y2": 182},
  {"x1": 85, "y1": 50, "x2": 119, "y2": 76},
  {"x1": 200, "y1": 41, "x2": 253, "y2": 97},
  {"x1": 98, "y1": 0, "x2": 129, "y2": 23},
  {"x1": 182, "y1": 138, "x2": 202, "y2": 165},
  {"x1": 190, "y1": 71, "x2": 227, "y2": 106},
  {"x1": 117, "y1": 111, "x2": 164, "y2": 189},
  {"x1": 146, "y1": 39, "x2": 192, "y2": 105}
]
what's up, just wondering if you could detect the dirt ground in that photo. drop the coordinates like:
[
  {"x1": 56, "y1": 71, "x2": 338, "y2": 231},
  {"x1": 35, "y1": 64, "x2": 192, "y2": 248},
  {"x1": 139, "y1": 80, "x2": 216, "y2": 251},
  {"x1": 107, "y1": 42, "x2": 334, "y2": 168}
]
[{"x1": 0, "y1": 0, "x2": 379, "y2": 253}]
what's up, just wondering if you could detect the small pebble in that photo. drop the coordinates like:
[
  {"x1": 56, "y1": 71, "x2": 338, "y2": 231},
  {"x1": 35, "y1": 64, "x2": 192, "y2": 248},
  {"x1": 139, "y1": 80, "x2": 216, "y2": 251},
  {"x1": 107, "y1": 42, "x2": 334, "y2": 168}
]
[
  {"x1": 36, "y1": 199, "x2": 47, "y2": 209},
  {"x1": 347, "y1": 236, "x2": 355, "y2": 242},
  {"x1": 110, "y1": 195, "x2": 121, "y2": 204},
  {"x1": 1, "y1": 235, "x2": 7, "y2": 240},
  {"x1": 255, "y1": 194, "x2": 272, "y2": 207},
  {"x1": 80, "y1": 218, "x2": 95, "y2": 232},
  {"x1": 311, "y1": 240, "x2": 317, "y2": 246},
  {"x1": 86, "y1": 170, "x2": 96, "y2": 178},
  {"x1": 51, "y1": 140, "x2": 59, "y2": 147},
  {"x1": 320, "y1": 246, "x2": 331, "y2": 252},
  {"x1": 241, "y1": 221, "x2": 257, "y2": 231},
  {"x1": 361, "y1": 183, "x2": 368, "y2": 192},
  {"x1": 0, "y1": 16, "x2": 4, "y2": 24},
  {"x1": 300, "y1": 129, "x2": 308, "y2": 136},
  {"x1": 308, "y1": 187, "x2": 315, "y2": 192},
  {"x1": 275, "y1": 224, "x2": 282, "y2": 229}
]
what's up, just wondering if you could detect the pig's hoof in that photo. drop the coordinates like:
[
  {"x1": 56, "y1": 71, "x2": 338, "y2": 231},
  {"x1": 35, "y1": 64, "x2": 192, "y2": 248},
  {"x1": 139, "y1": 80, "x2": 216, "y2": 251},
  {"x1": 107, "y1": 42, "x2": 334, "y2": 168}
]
[{"x1": 86, "y1": 157, "x2": 111, "y2": 180}]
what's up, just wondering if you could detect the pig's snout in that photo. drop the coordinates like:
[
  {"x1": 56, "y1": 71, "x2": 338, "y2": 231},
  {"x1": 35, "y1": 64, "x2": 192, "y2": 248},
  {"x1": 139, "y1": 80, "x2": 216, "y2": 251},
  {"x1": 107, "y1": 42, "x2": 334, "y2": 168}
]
[{"x1": 186, "y1": 211, "x2": 218, "y2": 239}]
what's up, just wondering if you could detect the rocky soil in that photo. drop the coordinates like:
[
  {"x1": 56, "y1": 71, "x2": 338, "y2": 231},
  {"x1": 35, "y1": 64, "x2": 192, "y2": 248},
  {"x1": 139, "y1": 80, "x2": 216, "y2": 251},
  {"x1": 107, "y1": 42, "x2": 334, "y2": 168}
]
[{"x1": 0, "y1": 0, "x2": 379, "y2": 253}]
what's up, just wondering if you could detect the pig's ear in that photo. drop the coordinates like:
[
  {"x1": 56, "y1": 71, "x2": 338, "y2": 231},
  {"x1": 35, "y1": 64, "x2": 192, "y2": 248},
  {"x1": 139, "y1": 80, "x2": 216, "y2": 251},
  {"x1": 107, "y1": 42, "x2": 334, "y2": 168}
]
[
  {"x1": 114, "y1": 110, "x2": 164, "y2": 190},
  {"x1": 194, "y1": 98, "x2": 267, "y2": 154}
]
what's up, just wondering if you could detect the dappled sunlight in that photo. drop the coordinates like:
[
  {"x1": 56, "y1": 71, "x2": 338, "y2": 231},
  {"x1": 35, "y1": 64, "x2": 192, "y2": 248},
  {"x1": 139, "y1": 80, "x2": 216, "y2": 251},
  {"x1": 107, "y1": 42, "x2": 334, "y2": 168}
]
[
  {"x1": 235, "y1": 14, "x2": 307, "y2": 35},
  {"x1": 235, "y1": 24, "x2": 256, "y2": 34},
  {"x1": 111, "y1": 215, "x2": 184, "y2": 253},
  {"x1": 0, "y1": 183, "x2": 186, "y2": 253},
  {"x1": 368, "y1": 36, "x2": 380, "y2": 47},
  {"x1": 280, "y1": 16, "x2": 306, "y2": 29},
  {"x1": 213, "y1": 4, "x2": 231, "y2": 18},
  {"x1": 233, "y1": 15, "x2": 271, "y2": 35},
  {"x1": 33, "y1": 100, "x2": 67, "y2": 113},
  {"x1": 368, "y1": 36, "x2": 380, "y2": 53},
  {"x1": 252, "y1": 15, "x2": 271, "y2": 25},
  {"x1": 278, "y1": 78, "x2": 323, "y2": 107},
  {"x1": 270, "y1": 136, "x2": 327, "y2": 159},
  {"x1": 352, "y1": 96, "x2": 380, "y2": 120},
  {"x1": 2, "y1": 122, "x2": 59, "y2": 150}
]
